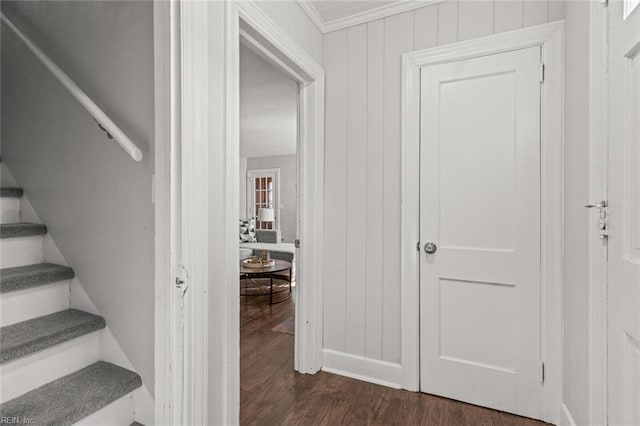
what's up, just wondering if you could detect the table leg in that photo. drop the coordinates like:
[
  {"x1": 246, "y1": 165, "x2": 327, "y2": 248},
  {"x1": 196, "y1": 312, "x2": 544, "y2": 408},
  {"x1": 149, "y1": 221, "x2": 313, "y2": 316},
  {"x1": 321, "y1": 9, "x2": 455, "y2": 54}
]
[{"x1": 270, "y1": 273, "x2": 274, "y2": 304}]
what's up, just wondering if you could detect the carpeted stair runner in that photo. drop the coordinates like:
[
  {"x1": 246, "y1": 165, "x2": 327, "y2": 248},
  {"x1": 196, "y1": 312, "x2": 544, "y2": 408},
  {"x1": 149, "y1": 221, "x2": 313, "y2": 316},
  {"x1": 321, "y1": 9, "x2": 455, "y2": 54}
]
[
  {"x1": 0, "y1": 309, "x2": 106, "y2": 364},
  {"x1": 0, "y1": 187, "x2": 24, "y2": 198},
  {"x1": 0, "y1": 223, "x2": 47, "y2": 239},
  {"x1": 0, "y1": 361, "x2": 142, "y2": 426},
  {"x1": 1, "y1": 263, "x2": 75, "y2": 294},
  {"x1": 0, "y1": 173, "x2": 145, "y2": 422}
]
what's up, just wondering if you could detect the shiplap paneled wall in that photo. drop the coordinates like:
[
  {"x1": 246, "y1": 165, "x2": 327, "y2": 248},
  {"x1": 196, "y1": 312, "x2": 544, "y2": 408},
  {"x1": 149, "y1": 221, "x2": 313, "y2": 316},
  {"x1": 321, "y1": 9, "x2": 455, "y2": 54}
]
[
  {"x1": 255, "y1": 1, "x2": 323, "y2": 66},
  {"x1": 323, "y1": 0, "x2": 566, "y2": 368}
]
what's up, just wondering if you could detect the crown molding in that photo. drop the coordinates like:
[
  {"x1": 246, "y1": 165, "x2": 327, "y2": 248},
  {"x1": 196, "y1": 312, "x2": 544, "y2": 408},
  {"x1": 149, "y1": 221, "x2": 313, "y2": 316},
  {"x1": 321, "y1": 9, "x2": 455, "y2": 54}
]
[{"x1": 296, "y1": 0, "x2": 442, "y2": 34}]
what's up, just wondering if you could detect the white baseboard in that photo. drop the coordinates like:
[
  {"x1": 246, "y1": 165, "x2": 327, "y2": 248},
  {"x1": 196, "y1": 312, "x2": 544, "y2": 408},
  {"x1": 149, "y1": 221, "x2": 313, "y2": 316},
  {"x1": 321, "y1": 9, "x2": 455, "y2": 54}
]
[
  {"x1": 561, "y1": 403, "x2": 578, "y2": 426},
  {"x1": 321, "y1": 349, "x2": 402, "y2": 389}
]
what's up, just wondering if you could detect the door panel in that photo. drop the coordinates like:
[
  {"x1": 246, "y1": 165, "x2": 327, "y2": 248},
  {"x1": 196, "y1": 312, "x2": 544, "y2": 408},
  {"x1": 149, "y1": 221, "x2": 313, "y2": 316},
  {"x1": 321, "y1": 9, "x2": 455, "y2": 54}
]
[
  {"x1": 420, "y1": 46, "x2": 543, "y2": 419},
  {"x1": 608, "y1": 2, "x2": 640, "y2": 424}
]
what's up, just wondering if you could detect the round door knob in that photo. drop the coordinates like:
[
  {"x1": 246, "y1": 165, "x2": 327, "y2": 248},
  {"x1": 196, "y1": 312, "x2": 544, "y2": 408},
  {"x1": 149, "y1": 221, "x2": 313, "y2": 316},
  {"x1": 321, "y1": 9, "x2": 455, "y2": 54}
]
[{"x1": 424, "y1": 242, "x2": 437, "y2": 254}]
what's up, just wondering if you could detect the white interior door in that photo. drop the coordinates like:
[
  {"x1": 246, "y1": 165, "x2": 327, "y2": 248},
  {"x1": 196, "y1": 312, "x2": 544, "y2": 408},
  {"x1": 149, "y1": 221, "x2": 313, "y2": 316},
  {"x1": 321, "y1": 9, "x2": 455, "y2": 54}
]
[
  {"x1": 607, "y1": 2, "x2": 640, "y2": 424},
  {"x1": 419, "y1": 46, "x2": 543, "y2": 418}
]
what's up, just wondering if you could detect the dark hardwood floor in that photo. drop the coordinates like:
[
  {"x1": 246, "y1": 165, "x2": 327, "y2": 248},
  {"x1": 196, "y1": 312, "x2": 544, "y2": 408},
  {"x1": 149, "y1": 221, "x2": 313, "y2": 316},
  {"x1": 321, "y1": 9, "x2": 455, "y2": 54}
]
[{"x1": 241, "y1": 282, "x2": 548, "y2": 426}]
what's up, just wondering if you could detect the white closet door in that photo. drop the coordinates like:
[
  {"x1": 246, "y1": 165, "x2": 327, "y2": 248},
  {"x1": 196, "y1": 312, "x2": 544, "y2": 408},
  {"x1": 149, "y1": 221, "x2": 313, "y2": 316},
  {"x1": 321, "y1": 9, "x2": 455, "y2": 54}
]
[{"x1": 419, "y1": 46, "x2": 543, "y2": 419}]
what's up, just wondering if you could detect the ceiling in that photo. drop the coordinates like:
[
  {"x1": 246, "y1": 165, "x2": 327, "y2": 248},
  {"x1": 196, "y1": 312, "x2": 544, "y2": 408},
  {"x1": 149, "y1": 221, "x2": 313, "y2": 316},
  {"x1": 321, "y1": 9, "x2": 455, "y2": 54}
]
[
  {"x1": 240, "y1": 45, "x2": 298, "y2": 158},
  {"x1": 298, "y1": 0, "x2": 440, "y2": 33}
]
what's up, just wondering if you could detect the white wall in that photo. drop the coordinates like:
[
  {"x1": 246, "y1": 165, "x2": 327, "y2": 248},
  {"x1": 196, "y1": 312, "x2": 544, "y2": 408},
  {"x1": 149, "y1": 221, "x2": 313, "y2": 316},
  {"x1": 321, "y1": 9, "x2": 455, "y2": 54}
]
[
  {"x1": 247, "y1": 155, "x2": 297, "y2": 243},
  {"x1": 322, "y1": 0, "x2": 566, "y2": 370},
  {"x1": 1, "y1": 0, "x2": 155, "y2": 390},
  {"x1": 240, "y1": 45, "x2": 298, "y2": 158}
]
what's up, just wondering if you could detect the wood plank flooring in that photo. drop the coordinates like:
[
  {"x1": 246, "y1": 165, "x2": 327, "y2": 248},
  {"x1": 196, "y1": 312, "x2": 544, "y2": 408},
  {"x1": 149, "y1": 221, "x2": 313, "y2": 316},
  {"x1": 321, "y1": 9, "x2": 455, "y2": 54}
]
[{"x1": 240, "y1": 286, "x2": 548, "y2": 425}]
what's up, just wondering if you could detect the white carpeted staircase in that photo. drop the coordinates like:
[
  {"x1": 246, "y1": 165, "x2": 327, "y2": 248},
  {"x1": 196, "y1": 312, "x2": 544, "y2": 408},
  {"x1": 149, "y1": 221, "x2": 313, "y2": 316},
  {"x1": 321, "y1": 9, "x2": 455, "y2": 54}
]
[{"x1": 0, "y1": 174, "x2": 143, "y2": 425}]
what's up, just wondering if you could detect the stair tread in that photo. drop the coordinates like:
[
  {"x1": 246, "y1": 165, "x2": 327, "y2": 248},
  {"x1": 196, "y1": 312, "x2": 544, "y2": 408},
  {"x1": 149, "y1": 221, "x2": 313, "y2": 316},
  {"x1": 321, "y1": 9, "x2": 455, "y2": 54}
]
[
  {"x1": 0, "y1": 361, "x2": 142, "y2": 425},
  {"x1": 0, "y1": 187, "x2": 23, "y2": 198},
  {"x1": 0, "y1": 309, "x2": 105, "y2": 364},
  {"x1": 0, "y1": 223, "x2": 47, "y2": 239},
  {"x1": 1, "y1": 263, "x2": 75, "y2": 294}
]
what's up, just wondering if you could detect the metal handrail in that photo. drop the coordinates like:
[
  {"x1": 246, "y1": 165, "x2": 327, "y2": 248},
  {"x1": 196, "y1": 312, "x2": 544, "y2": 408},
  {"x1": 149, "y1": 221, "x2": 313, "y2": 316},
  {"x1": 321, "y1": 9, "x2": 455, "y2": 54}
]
[{"x1": 1, "y1": 13, "x2": 143, "y2": 162}]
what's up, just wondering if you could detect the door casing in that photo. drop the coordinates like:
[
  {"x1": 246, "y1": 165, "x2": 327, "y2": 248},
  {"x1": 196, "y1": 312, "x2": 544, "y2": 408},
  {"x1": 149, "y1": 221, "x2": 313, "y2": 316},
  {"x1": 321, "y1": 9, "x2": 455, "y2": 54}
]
[
  {"x1": 176, "y1": 1, "x2": 326, "y2": 424},
  {"x1": 400, "y1": 21, "x2": 565, "y2": 424},
  {"x1": 587, "y1": 2, "x2": 608, "y2": 424}
]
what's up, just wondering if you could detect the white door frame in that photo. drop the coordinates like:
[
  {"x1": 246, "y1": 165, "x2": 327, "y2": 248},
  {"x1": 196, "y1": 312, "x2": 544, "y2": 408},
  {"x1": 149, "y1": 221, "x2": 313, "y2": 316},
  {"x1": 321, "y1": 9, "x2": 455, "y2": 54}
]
[
  {"x1": 175, "y1": 1, "x2": 325, "y2": 423},
  {"x1": 400, "y1": 21, "x2": 565, "y2": 424},
  {"x1": 152, "y1": 0, "x2": 180, "y2": 423},
  {"x1": 587, "y1": 2, "x2": 608, "y2": 424}
]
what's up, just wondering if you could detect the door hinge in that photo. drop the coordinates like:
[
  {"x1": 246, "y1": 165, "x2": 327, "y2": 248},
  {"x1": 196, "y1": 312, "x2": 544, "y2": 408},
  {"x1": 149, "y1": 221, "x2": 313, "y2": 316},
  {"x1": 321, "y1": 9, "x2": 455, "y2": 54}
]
[
  {"x1": 295, "y1": 239, "x2": 300, "y2": 248},
  {"x1": 539, "y1": 63, "x2": 545, "y2": 83},
  {"x1": 417, "y1": 241, "x2": 421, "y2": 252},
  {"x1": 585, "y1": 200, "x2": 609, "y2": 239},
  {"x1": 175, "y1": 264, "x2": 189, "y2": 295},
  {"x1": 541, "y1": 362, "x2": 545, "y2": 383}
]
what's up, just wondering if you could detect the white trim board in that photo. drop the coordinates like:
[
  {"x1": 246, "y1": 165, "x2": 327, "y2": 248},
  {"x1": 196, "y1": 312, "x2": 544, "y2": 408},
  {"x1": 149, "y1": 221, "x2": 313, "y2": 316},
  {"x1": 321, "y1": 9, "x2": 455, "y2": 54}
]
[
  {"x1": 152, "y1": 0, "x2": 179, "y2": 424},
  {"x1": 561, "y1": 403, "x2": 578, "y2": 426},
  {"x1": 400, "y1": 21, "x2": 565, "y2": 424},
  {"x1": 587, "y1": 1, "x2": 608, "y2": 425},
  {"x1": 322, "y1": 350, "x2": 402, "y2": 389},
  {"x1": 296, "y1": 0, "x2": 443, "y2": 34}
]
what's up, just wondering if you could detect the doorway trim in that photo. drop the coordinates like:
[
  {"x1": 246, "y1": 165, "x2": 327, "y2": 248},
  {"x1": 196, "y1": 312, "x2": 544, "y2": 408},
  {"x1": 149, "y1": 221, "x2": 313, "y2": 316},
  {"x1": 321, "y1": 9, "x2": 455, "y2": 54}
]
[
  {"x1": 152, "y1": 0, "x2": 179, "y2": 423},
  {"x1": 178, "y1": 1, "x2": 325, "y2": 423},
  {"x1": 587, "y1": 2, "x2": 608, "y2": 425},
  {"x1": 400, "y1": 21, "x2": 565, "y2": 424}
]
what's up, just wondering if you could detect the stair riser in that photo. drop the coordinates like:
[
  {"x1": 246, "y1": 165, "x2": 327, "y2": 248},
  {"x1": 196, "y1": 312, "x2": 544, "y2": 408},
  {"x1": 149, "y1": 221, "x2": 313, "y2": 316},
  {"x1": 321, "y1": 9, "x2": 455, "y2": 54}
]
[
  {"x1": 74, "y1": 394, "x2": 135, "y2": 426},
  {"x1": 0, "y1": 333, "x2": 100, "y2": 404},
  {"x1": 0, "y1": 198, "x2": 20, "y2": 224},
  {"x1": 0, "y1": 236, "x2": 43, "y2": 268},
  {"x1": 0, "y1": 282, "x2": 70, "y2": 327}
]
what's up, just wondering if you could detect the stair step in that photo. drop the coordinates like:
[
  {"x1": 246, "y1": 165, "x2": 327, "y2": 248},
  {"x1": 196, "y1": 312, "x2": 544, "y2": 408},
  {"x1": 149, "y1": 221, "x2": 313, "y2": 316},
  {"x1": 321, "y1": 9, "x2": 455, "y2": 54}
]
[
  {"x1": 0, "y1": 309, "x2": 105, "y2": 364},
  {"x1": 1, "y1": 237, "x2": 44, "y2": 269},
  {"x1": 1, "y1": 280, "x2": 69, "y2": 327},
  {"x1": 0, "y1": 361, "x2": 142, "y2": 426},
  {"x1": 0, "y1": 197, "x2": 20, "y2": 224},
  {"x1": 1, "y1": 263, "x2": 75, "y2": 294},
  {"x1": 0, "y1": 187, "x2": 23, "y2": 198},
  {"x1": 0, "y1": 223, "x2": 47, "y2": 239}
]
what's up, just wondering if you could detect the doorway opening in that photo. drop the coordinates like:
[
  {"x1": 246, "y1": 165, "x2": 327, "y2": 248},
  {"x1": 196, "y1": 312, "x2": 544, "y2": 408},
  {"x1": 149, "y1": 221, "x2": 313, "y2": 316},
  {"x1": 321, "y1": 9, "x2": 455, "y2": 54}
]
[
  {"x1": 233, "y1": 4, "x2": 326, "y2": 422},
  {"x1": 238, "y1": 42, "x2": 300, "y2": 414}
]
